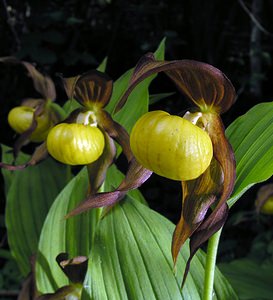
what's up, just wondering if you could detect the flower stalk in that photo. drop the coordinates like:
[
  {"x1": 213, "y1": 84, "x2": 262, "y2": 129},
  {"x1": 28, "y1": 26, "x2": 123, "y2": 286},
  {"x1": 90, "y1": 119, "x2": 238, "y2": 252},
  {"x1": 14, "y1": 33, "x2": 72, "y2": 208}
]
[{"x1": 203, "y1": 228, "x2": 222, "y2": 300}]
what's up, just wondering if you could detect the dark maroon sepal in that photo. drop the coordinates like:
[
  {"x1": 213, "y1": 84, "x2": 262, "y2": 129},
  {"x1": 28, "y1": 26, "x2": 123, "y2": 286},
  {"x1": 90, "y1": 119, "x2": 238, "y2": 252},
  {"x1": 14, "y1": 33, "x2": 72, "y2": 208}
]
[
  {"x1": 0, "y1": 143, "x2": 48, "y2": 170},
  {"x1": 63, "y1": 70, "x2": 113, "y2": 109},
  {"x1": 66, "y1": 158, "x2": 152, "y2": 218},
  {"x1": 56, "y1": 253, "x2": 88, "y2": 284},
  {"x1": 87, "y1": 132, "x2": 116, "y2": 194}
]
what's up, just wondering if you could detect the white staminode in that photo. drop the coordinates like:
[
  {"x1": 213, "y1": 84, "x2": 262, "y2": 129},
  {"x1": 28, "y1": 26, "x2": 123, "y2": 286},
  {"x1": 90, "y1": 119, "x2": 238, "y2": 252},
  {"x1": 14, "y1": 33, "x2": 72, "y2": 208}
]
[
  {"x1": 76, "y1": 110, "x2": 97, "y2": 127},
  {"x1": 183, "y1": 111, "x2": 202, "y2": 125}
]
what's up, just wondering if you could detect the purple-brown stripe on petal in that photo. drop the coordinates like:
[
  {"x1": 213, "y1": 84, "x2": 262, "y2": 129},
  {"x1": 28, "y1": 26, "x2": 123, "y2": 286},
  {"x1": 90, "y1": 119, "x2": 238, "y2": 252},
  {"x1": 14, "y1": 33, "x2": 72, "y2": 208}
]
[{"x1": 116, "y1": 53, "x2": 236, "y2": 114}]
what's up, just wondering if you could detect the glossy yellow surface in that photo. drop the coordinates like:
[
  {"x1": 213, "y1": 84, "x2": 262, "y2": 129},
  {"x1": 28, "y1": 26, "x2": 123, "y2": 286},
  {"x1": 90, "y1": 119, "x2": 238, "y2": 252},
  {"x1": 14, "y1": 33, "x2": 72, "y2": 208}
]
[
  {"x1": 8, "y1": 106, "x2": 52, "y2": 142},
  {"x1": 130, "y1": 110, "x2": 213, "y2": 181},
  {"x1": 47, "y1": 123, "x2": 105, "y2": 165},
  {"x1": 260, "y1": 196, "x2": 273, "y2": 215}
]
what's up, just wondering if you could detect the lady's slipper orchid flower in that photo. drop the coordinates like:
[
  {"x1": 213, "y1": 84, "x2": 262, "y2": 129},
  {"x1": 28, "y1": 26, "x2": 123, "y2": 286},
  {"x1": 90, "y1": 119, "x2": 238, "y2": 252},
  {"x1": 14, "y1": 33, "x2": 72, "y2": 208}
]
[
  {"x1": 57, "y1": 71, "x2": 152, "y2": 194},
  {"x1": 0, "y1": 58, "x2": 62, "y2": 161},
  {"x1": 66, "y1": 53, "x2": 236, "y2": 284}
]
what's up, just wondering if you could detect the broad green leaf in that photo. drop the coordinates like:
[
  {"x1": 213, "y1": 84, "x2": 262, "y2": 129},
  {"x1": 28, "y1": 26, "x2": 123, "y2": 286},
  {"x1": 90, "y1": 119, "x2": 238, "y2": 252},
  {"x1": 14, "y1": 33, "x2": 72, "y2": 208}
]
[
  {"x1": 226, "y1": 102, "x2": 273, "y2": 207},
  {"x1": 35, "y1": 159, "x2": 235, "y2": 299},
  {"x1": 219, "y1": 258, "x2": 273, "y2": 300},
  {"x1": 83, "y1": 198, "x2": 237, "y2": 300},
  {"x1": 2, "y1": 150, "x2": 70, "y2": 276},
  {"x1": 36, "y1": 165, "x2": 146, "y2": 293},
  {"x1": 106, "y1": 38, "x2": 166, "y2": 133},
  {"x1": 36, "y1": 167, "x2": 98, "y2": 293}
]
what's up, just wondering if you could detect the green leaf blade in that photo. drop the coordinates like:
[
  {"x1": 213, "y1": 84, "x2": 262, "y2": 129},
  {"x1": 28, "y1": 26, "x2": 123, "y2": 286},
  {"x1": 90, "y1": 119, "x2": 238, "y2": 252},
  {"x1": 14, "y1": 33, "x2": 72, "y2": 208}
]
[
  {"x1": 36, "y1": 164, "x2": 146, "y2": 294},
  {"x1": 227, "y1": 102, "x2": 273, "y2": 206},
  {"x1": 83, "y1": 198, "x2": 237, "y2": 300},
  {"x1": 2, "y1": 151, "x2": 70, "y2": 276},
  {"x1": 36, "y1": 167, "x2": 100, "y2": 293},
  {"x1": 219, "y1": 258, "x2": 273, "y2": 300}
]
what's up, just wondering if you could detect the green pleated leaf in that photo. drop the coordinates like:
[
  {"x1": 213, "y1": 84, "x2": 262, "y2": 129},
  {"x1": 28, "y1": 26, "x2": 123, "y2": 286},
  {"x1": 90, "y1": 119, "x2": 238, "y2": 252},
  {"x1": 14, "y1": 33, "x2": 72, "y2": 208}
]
[
  {"x1": 219, "y1": 258, "x2": 273, "y2": 300},
  {"x1": 35, "y1": 162, "x2": 235, "y2": 298},
  {"x1": 106, "y1": 38, "x2": 166, "y2": 133},
  {"x1": 36, "y1": 167, "x2": 97, "y2": 293},
  {"x1": 82, "y1": 198, "x2": 237, "y2": 300},
  {"x1": 226, "y1": 102, "x2": 273, "y2": 207},
  {"x1": 2, "y1": 146, "x2": 70, "y2": 276},
  {"x1": 36, "y1": 164, "x2": 145, "y2": 293}
]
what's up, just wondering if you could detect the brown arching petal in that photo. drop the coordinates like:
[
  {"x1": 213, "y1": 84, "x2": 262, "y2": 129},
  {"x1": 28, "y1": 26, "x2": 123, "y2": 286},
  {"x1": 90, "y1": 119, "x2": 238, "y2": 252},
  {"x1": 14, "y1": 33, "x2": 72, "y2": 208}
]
[{"x1": 0, "y1": 143, "x2": 48, "y2": 170}]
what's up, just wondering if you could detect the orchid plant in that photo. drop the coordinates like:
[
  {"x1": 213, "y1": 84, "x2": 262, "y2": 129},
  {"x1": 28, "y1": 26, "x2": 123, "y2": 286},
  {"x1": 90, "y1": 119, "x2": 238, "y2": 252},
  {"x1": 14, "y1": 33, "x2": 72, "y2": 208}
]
[{"x1": 2, "y1": 40, "x2": 273, "y2": 300}]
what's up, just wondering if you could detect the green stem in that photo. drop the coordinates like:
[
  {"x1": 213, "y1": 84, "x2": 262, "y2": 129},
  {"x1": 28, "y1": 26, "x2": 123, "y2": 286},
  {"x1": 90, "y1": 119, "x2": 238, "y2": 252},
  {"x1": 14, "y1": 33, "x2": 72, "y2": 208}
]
[
  {"x1": 202, "y1": 227, "x2": 223, "y2": 300},
  {"x1": 96, "y1": 182, "x2": 105, "y2": 221}
]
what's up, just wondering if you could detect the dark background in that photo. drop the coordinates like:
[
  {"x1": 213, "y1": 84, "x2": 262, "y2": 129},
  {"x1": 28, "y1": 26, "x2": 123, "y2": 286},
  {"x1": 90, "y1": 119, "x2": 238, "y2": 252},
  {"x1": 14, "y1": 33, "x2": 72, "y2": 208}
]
[{"x1": 1, "y1": 0, "x2": 273, "y2": 293}]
